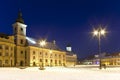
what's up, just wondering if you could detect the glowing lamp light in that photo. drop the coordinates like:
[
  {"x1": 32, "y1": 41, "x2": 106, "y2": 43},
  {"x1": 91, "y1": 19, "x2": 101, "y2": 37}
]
[
  {"x1": 93, "y1": 30, "x2": 98, "y2": 36},
  {"x1": 40, "y1": 40, "x2": 46, "y2": 47},
  {"x1": 49, "y1": 50, "x2": 52, "y2": 54},
  {"x1": 100, "y1": 29, "x2": 105, "y2": 35},
  {"x1": 93, "y1": 28, "x2": 106, "y2": 36}
]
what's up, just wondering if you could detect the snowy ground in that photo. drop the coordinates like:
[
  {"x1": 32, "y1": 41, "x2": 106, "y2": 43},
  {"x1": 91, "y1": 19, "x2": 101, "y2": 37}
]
[{"x1": 0, "y1": 66, "x2": 120, "y2": 80}]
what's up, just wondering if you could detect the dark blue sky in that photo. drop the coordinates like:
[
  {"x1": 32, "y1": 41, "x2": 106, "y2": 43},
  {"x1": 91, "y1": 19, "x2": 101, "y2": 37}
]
[{"x1": 0, "y1": 0, "x2": 120, "y2": 58}]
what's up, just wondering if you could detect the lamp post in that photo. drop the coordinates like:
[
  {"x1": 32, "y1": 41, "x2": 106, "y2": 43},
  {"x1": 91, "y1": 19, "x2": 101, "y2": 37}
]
[
  {"x1": 39, "y1": 40, "x2": 46, "y2": 70},
  {"x1": 93, "y1": 27, "x2": 106, "y2": 69}
]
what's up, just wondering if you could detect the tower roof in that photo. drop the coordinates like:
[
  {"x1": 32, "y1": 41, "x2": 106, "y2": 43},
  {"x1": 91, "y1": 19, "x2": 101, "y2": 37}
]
[
  {"x1": 66, "y1": 44, "x2": 71, "y2": 47},
  {"x1": 16, "y1": 10, "x2": 24, "y2": 24}
]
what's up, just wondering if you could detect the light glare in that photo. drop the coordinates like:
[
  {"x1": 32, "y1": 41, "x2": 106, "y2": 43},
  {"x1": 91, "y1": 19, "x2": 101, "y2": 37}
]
[
  {"x1": 93, "y1": 30, "x2": 98, "y2": 36},
  {"x1": 100, "y1": 29, "x2": 105, "y2": 35},
  {"x1": 26, "y1": 37, "x2": 36, "y2": 44},
  {"x1": 40, "y1": 40, "x2": 46, "y2": 47},
  {"x1": 49, "y1": 50, "x2": 52, "y2": 54}
]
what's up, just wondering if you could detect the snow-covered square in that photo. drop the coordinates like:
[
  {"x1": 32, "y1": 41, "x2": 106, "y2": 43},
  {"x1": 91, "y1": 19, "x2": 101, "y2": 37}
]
[{"x1": 0, "y1": 65, "x2": 120, "y2": 80}]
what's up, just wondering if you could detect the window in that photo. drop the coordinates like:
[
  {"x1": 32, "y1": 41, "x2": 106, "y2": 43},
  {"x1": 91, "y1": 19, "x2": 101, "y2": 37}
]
[
  {"x1": 46, "y1": 59, "x2": 48, "y2": 62},
  {"x1": 10, "y1": 53, "x2": 12, "y2": 57},
  {"x1": 59, "y1": 55, "x2": 61, "y2": 58},
  {"x1": 0, "y1": 60, "x2": 2, "y2": 64},
  {"x1": 40, "y1": 59, "x2": 42, "y2": 62},
  {"x1": 21, "y1": 40, "x2": 23, "y2": 44},
  {"x1": 0, "y1": 52, "x2": 2, "y2": 56},
  {"x1": 55, "y1": 54, "x2": 57, "y2": 57},
  {"x1": 11, "y1": 47, "x2": 13, "y2": 51},
  {"x1": 21, "y1": 51, "x2": 23, "y2": 54},
  {"x1": 40, "y1": 52, "x2": 42, "y2": 55},
  {"x1": 51, "y1": 60, "x2": 53, "y2": 63},
  {"x1": 21, "y1": 28, "x2": 23, "y2": 31},
  {"x1": 50, "y1": 54, "x2": 52, "y2": 58},
  {"x1": 33, "y1": 51, "x2": 35, "y2": 55},
  {"x1": 5, "y1": 60, "x2": 8, "y2": 64},
  {"x1": 5, "y1": 53, "x2": 8, "y2": 56},
  {"x1": 33, "y1": 56, "x2": 35, "y2": 59},
  {"x1": 59, "y1": 60, "x2": 61, "y2": 64},
  {"x1": 0, "y1": 45, "x2": 2, "y2": 49},
  {"x1": 15, "y1": 27, "x2": 16, "y2": 31},
  {"x1": 5, "y1": 46, "x2": 9, "y2": 50},
  {"x1": 55, "y1": 60, "x2": 57, "y2": 64},
  {"x1": 45, "y1": 52, "x2": 47, "y2": 56}
]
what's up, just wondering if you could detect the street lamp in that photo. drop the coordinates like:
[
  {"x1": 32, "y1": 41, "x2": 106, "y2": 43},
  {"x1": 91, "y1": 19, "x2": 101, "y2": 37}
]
[
  {"x1": 39, "y1": 40, "x2": 46, "y2": 70},
  {"x1": 93, "y1": 27, "x2": 106, "y2": 69}
]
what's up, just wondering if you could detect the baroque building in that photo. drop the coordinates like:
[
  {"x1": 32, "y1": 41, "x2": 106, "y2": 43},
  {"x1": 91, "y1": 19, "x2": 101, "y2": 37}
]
[{"x1": 0, "y1": 11, "x2": 77, "y2": 67}]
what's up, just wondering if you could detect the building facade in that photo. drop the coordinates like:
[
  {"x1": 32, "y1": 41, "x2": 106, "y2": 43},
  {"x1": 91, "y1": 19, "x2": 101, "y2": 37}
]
[
  {"x1": 0, "y1": 11, "x2": 77, "y2": 67},
  {"x1": 101, "y1": 53, "x2": 120, "y2": 66},
  {"x1": 0, "y1": 34, "x2": 15, "y2": 67}
]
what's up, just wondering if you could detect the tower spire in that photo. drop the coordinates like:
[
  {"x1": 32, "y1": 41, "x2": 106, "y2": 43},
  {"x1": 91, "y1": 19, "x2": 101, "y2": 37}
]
[{"x1": 16, "y1": 9, "x2": 24, "y2": 24}]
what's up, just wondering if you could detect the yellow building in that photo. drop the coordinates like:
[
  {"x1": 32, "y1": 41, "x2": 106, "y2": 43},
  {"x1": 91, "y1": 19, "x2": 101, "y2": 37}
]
[
  {"x1": 0, "y1": 34, "x2": 15, "y2": 67},
  {"x1": 66, "y1": 52, "x2": 77, "y2": 66},
  {"x1": 27, "y1": 46, "x2": 66, "y2": 67},
  {"x1": 102, "y1": 53, "x2": 120, "y2": 66},
  {"x1": 0, "y1": 11, "x2": 77, "y2": 67},
  {"x1": 65, "y1": 44, "x2": 77, "y2": 66}
]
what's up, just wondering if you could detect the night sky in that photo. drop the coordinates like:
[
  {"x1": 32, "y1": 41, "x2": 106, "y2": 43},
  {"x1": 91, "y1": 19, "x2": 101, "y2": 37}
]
[{"x1": 0, "y1": 0, "x2": 120, "y2": 58}]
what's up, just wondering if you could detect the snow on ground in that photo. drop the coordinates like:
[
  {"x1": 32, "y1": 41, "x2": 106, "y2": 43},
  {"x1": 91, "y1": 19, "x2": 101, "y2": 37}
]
[{"x1": 0, "y1": 66, "x2": 120, "y2": 80}]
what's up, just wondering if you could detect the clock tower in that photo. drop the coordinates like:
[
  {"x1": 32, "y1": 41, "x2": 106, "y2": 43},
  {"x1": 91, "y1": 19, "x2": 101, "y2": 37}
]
[{"x1": 12, "y1": 10, "x2": 28, "y2": 66}]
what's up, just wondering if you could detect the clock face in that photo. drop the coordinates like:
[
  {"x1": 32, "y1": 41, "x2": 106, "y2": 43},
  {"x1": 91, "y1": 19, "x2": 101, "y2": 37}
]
[{"x1": 66, "y1": 47, "x2": 71, "y2": 52}]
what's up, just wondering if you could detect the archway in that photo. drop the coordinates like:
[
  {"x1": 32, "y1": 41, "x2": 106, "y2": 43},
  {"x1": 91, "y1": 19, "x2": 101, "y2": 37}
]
[
  {"x1": 33, "y1": 62, "x2": 36, "y2": 66},
  {"x1": 20, "y1": 61, "x2": 24, "y2": 66}
]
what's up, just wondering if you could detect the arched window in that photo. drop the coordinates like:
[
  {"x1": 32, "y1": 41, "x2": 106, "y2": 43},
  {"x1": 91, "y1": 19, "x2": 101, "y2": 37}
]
[
  {"x1": 21, "y1": 28, "x2": 23, "y2": 31},
  {"x1": 33, "y1": 51, "x2": 35, "y2": 55},
  {"x1": 21, "y1": 40, "x2": 23, "y2": 44}
]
